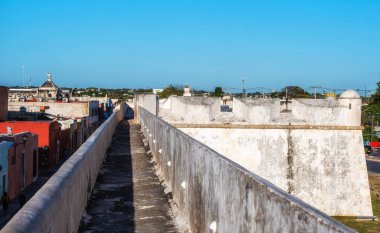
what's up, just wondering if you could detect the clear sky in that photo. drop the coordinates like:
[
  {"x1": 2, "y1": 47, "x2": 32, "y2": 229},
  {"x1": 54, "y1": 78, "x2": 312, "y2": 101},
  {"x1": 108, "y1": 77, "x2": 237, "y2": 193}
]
[{"x1": 0, "y1": 0, "x2": 379, "y2": 92}]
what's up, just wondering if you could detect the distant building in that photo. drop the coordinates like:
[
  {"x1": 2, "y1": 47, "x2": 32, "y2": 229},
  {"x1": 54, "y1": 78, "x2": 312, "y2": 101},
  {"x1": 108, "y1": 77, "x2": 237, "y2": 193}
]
[
  {"x1": 183, "y1": 84, "x2": 191, "y2": 97},
  {"x1": 8, "y1": 73, "x2": 71, "y2": 102},
  {"x1": 0, "y1": 86, "x2": 8, "y2": 121},
  {"x1": 153, "y1": 89, "x2": 163, "y2": 94},
  {"x1": 38, "y1": 73, "x2": 58, "y2": 99}
]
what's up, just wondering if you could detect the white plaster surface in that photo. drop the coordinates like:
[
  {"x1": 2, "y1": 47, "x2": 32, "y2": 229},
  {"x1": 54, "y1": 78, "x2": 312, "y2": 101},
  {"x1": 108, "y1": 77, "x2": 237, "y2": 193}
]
[
  {"x1": 157, "y1": 90, "x2": 362, "y2": 127},
  {"x1": 8, "y1": 101, "x2": 99, "y2": 119},
  {"x1": 233, "y1": 98, "x2": 280, "y2": 124},
  {"x1": 134, "y1": 94, "x2": 158, "y2": 116},
  {"x1": 180, "y1": 127, "x2": 372, "y2": 216},
  {"x1": 139, "y1": 108, "x2": 355, "y2": 233},
  {"x1": 169, "y1": 97, "x2": 220, "y2": 123}
]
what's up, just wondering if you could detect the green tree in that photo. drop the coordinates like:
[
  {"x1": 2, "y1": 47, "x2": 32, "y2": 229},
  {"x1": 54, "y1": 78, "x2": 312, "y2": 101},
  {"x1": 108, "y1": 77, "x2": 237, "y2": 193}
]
[
  {"x1": 158, "y1": 85, "x2": 184, "y2": 99},
  {"x1": 213, "y1": 86, "x2": 223, "y2": 97},
  {"x1": 370, "y1": 81, "x2": 380, "y2": 104},
  {"x1": 279, "y1": 86, "x2": 309, "y2": 99},
  {"x1": 363, "y1": 81, "x2": 380, "y2": 141}
]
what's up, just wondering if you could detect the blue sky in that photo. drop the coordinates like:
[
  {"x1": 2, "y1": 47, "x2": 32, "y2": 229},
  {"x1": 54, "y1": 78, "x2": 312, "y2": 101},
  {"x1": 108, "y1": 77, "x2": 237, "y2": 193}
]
[{"x1": 0, "y1": 0, "x2": 379, "y2": 92}]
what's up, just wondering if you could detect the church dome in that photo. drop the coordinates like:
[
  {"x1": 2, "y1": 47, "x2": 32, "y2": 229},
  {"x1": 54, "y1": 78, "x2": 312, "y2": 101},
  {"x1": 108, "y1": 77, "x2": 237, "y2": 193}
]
[{"x1": 40, "y1": 73, "x2": 57, "y2": 88}]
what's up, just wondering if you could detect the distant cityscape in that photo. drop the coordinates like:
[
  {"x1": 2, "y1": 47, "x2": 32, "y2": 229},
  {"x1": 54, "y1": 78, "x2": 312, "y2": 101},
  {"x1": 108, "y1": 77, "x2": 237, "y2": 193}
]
[{"x1": 1, "y1": 73, "x2": 380, "y2": 232}]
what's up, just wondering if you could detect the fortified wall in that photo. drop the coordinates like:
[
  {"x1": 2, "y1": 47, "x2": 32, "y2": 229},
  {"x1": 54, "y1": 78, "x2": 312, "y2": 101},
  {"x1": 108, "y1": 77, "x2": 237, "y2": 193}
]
[
  {"x1": 145, "y1": 91, "x2": 372, "y2": 216},
  {"x1": 134, "y1": 95, "x2": 355, "y2": 232}
]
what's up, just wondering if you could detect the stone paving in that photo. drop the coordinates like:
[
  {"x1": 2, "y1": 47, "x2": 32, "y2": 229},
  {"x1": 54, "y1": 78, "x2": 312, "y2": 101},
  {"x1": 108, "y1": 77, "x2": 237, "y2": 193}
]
[{"x1": 79, "y1": 120, "x2": 178, "y2": 233}]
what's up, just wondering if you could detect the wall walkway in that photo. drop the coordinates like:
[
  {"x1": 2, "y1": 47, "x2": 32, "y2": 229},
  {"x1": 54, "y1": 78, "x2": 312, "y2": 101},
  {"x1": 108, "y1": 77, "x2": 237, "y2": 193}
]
[{"x1": 78, "y1": 120, "x2": 178, "y2": 232}]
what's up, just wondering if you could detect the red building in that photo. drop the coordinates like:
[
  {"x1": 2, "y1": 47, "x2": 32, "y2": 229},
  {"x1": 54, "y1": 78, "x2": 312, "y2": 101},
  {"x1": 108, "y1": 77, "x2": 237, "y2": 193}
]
[
  {"x1": 0, "y1": 132, "x2": 38, "y2": 200},
  {"x1": 0, "y1": 86, "x2": 7, "y2": 122},
  {"x1": 0, "y1": 121, "x2": 60, "y2": 169}
]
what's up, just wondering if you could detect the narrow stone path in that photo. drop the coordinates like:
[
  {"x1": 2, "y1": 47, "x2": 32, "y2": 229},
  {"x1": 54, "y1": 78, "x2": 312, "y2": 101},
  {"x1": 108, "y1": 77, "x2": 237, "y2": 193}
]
[{"x1": 79, "y1": 120, "x2": 178, "y2": 233}]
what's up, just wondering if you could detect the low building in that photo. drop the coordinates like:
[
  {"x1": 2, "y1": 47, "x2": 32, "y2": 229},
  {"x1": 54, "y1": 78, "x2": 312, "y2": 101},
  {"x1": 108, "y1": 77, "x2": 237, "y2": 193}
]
[
  {"x1": 0, "y1": 121, "x2": 60, "y2": 170},
  {"x1": 0, "y1": 132, "x2": 38, "y2": 200}
]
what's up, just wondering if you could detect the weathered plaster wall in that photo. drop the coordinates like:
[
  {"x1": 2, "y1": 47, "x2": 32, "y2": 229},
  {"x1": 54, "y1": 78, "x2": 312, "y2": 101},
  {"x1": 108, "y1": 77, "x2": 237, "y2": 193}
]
[
  {"x1": 179, "y1": 127, "x2": 372, "y2": 216},
  {"x1": 169, "y1": 96, "x2": 220, "y2": 123},
  {"x1": 8, "y1": 101, "x2": 99, "y2": 118},
  {"x1": 134, "y1": 93, "x2": 158, "y2": 119},
  {"x1": 1, "y1": 103, "x2": 126, "y2": 233},
  {"x1": 139, "y1": 108, "x2": 355, "y2": 233},
  {"x1": 159, "y1": 92, "x2": 361, "y2": 126},
  {"x1": 233, "y1": 98, "x2": 280, "y2": 124},
  {"x1": 291, "y1": 99, "x2": 361, "y2": 126}
]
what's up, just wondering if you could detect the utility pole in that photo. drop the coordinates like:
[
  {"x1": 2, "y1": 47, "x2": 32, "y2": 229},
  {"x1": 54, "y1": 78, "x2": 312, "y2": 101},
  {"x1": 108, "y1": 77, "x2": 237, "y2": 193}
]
[
  {"x1": 241, "y1": 78, "x2": 247, "y2": 98},
  {"x1": 21, "y1": 65, "x2": 25, "y2": 87},
  {"x1": 371, "y1": 115, "x2": 375, "y2": 142},
  {"x1": 309, "y1": 86, "x2": 321, "y2": 99}
]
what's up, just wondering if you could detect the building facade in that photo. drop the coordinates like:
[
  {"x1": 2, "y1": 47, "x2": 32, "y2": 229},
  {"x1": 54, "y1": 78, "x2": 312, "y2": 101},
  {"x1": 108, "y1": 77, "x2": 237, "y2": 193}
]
[
  {"x1": 0, "y1": 86, "x2": 8, "y2": 121},
  {"x1": 0, "y1": 132, "x2": 38, "y2": 199},
  {"x1": 0, "y1": 121, "x2": 60, "y2": 170}
]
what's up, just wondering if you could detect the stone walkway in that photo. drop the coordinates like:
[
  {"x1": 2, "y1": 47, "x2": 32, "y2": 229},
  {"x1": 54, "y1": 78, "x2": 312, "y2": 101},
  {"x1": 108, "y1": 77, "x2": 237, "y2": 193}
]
[{"x1": 79, "y1": 120, "x2": 178, "y2": 233}]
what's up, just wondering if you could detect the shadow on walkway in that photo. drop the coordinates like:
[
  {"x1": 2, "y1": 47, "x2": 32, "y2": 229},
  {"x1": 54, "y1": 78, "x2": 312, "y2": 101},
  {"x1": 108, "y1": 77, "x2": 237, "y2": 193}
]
[{"x1": 79, "y1": 119, "x2": 177, "y2": 233}]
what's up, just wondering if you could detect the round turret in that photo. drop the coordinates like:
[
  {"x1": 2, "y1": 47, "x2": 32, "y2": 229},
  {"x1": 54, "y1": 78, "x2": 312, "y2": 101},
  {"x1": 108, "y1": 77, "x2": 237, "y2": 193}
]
[
  {"x1": 339, "y1": 90, "x2": 360, "y2": 99},
  {"x1": 338, "y1": 89, "x2": 361, "y2": 126}
]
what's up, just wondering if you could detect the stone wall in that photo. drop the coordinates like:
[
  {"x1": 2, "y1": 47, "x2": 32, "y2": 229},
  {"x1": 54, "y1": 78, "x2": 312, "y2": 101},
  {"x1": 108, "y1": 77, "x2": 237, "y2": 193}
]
[
  {"x1": 291, "y1": 98, "x2": 361, "y2": 126},
  {"x1": 158, "y1": 91, "x2": 361, "y2": 126},
  {"x1": 134, "y1": 93, "x2": 158, "y2": 119},
  {"x1": 8, "y1": 101, "x2": 99, "y2": 119},
  {"x1": 233, "y1": 98, "x2": 280, "y2": 124},
  {"x1": 138, "y1": 108, "x2": 355, "y2": 233},
  {"x1": 169, "y1": 96, "x2": 220, "y2": 123},
  {"x1": 179, "y1": 127, "x2": 372, "y2": 216},
  {"x1": 1, "y1": 103, "x2": 126, "y2": 233}
]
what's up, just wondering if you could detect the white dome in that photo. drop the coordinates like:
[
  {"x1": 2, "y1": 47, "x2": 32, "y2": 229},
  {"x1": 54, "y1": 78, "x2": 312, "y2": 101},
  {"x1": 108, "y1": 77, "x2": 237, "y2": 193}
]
[{"x1": 339, "y1": 90, "x2": 360, "y2": 99}]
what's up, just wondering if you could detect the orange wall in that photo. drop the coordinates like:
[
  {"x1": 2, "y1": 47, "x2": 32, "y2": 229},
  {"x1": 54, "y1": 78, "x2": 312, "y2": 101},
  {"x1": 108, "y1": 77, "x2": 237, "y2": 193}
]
[{"x1": 0, "y1": 121, "x2": 55, "y2": 148}]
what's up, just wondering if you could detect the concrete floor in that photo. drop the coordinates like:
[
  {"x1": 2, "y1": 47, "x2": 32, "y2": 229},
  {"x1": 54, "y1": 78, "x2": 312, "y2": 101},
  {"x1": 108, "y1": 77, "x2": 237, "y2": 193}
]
[{"x1": 79, "y1": 120, "x2": 178, "y2": 233}]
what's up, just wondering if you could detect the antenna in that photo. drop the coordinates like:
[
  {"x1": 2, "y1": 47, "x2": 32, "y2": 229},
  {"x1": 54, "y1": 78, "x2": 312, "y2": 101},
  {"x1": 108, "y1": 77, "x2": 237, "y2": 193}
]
[
  {"x1": 29, "y1": 75, "x2": 32, "y2": 87},
  {"x1": 21, "y1": 65, "x2": 25, "y2": 87}
]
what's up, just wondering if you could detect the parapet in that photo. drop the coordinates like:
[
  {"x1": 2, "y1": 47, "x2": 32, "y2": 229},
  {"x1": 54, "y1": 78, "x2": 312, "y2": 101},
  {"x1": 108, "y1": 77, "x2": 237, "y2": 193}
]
[
  {"x1": 233, "y1": 98, "x2": 280, "y2": 124},
  {"x1": 169, "y1": 96, "x2": 220, "y2": 123},
  {"x1": 156, "y1": 90, "x2": 362, "y2": 126}
]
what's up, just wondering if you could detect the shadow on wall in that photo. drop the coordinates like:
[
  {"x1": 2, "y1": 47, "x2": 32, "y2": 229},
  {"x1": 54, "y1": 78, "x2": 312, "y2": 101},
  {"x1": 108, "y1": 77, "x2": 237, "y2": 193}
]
[
  {"x1": 78, "y1": 121, "x2": 135, "y2": 232},
  {"x1": 125, "y1": 106, "x2": 134, "y2": 120}
]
